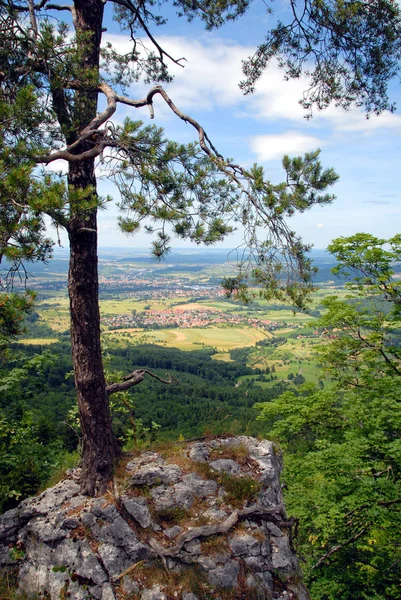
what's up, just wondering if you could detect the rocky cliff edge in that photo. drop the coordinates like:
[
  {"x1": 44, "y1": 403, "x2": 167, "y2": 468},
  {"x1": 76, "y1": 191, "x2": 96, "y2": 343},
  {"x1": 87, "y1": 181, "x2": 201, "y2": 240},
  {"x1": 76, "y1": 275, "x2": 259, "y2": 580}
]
[{"x1": 0, "y1": 436, "x2": 309, "y2": 600}]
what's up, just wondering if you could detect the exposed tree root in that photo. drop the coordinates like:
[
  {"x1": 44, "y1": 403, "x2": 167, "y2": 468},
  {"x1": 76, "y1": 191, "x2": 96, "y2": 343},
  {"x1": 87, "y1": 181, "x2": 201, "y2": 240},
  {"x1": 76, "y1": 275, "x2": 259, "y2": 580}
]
[{"x1": 148, "y1": 503, "x2": 285, "y2": 559}]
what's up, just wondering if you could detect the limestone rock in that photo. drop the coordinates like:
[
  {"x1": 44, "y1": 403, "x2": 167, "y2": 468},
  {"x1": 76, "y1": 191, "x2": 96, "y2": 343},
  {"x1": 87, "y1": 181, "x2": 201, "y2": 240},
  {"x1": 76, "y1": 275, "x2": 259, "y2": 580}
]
[
  {"x1": 207, "y1": 559, "x2": 240, "y2": 588},
  {"x1": 209, "y1": 459, "x2": 241, "y2": 475},
  {"x1": 0, "y1": 436, "x2": 309, "y2": 600},
  {"x1": 122, "y1": 495, "x2": 152, "y2": 528}
]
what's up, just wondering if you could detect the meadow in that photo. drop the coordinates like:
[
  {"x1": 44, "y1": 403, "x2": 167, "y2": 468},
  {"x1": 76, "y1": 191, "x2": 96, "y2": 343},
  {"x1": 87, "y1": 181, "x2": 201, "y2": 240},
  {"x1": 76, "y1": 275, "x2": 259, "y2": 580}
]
[{"x1": 103, "y1": 325, "x2": 267, "y2": 351}]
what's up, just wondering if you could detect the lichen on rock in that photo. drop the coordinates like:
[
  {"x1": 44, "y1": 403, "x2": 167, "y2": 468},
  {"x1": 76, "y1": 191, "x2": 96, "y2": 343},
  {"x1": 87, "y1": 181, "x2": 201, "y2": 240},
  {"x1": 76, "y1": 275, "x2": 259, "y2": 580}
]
[{"x1": 0, "y1": 436, "x2": 309, "y2": 599}]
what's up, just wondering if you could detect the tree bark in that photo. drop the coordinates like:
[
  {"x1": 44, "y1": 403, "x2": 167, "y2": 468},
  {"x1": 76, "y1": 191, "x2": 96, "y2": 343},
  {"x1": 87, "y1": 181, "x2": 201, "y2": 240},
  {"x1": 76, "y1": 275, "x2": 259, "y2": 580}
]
[{"x1": 67, "y1": 0, "x2": 120, "y2": 496}]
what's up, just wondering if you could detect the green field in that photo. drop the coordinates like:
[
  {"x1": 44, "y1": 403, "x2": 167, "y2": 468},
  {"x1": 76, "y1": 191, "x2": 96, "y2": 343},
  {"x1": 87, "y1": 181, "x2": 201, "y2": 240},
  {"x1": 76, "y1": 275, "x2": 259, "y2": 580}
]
[
  {"x1": 103, "y1": 326, "x2": 266, "y2": 351},
  {"x1": 100, "y1": 298, "x2": 178, "y2": 314},
  {"x1": 36, "y1": 298, "x2": 70, "y2": 331}
]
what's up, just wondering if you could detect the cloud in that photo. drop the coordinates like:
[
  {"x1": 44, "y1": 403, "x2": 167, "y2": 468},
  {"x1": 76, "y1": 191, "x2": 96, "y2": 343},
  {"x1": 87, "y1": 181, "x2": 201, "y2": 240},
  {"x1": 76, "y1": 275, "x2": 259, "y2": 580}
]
[
  {"x1": 103, "y1": 33, "x2": 312, "y2": 123},
  {"x1": 332, "y1": 109, "x2": 401, "y2": 134},
  {"x1": 43, "y1": 159, "x2": 68, "y2": 175},
  {"x1": 316, "y1": 223, "x2": 325, "y2": 228},
  {"x1": 103, "y1": 34, "x2": 249, "y2": 113},
  {"x1": 249, "y1": 131, "x2": 323, "y2": 161},
  {"x1": 243, "y1": 65, "x2": 309, "y2": 123}
]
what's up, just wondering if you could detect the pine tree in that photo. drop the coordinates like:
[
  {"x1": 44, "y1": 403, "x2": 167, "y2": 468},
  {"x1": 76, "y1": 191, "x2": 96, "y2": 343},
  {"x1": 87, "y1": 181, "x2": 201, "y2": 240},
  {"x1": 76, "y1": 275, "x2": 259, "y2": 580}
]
[{"x1": 0, "y1": 0, "x2": 338, "y2": 495}]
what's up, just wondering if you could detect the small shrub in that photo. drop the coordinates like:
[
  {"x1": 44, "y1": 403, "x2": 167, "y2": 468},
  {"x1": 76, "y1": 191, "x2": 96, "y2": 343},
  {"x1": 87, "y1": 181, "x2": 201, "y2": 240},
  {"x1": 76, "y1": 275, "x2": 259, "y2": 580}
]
[
  {"x1": 153, "y1": 505, "x2": 189, "y2": 524},
  {"x1": 219, "y1": 472, "x2": 261, "y2": 505},
  {"x1": 209, "y1": 442, "x2": 250, "y2": 466}
]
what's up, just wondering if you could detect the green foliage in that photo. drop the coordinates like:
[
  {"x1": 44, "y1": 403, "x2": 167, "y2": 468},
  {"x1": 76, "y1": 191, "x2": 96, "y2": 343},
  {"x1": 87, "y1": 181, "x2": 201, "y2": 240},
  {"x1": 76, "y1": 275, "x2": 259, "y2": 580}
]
[
  {"x1": 256, "y1": 233, "x2": 401, "y2": 599},
  {"x1": 195, "y1": 461, "x2": 261, "y2": 506},
  {"x1": 220, "y1": 150, "x2": 338, "y2": 308},
  {"x1": 218, "y1": 472, "x2": 261, "y2": 504},
  {"x1": 0, "y1": 83, "x2": 65, "y2": 345},
  {"x1": 0, "y1": 293, "x2": 35, "y2": 350},
  {"x1": 318, "y1": 234, "x2": 401, "y2": 385},
  {"x1": 154, "y1": 505, "x2": 189, "y2": 524},
  {"x1": 0, "y1": 410, "x2": 72, "y2": 513},
  {"x1": 257, "y1": 381, "x2": 401, "y2": 599},
  {"x1": 0, "y1": 347, "x2": 77, "y2": 511}
]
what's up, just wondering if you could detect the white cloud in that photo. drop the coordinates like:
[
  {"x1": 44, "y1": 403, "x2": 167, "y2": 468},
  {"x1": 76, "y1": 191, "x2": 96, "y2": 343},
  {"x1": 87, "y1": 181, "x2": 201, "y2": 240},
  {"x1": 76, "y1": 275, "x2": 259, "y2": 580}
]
[
  {"x1": 244, "y1": 67, "x2": 309, "y2": 123},
  {"x1": 103, "y1": 33, "x2": 249, "y2": 114},
  {"x1": 249, "y1": 131, "x2": 323, "y2": 161},
  {"x1": 313, "y1": 104, "x2": 401, "y2": 134},
  {"x1": 316, "y1": 223, "x2": 325, "y2": 228},
  {"x1": 43, "y1": 159, "x2": 69, "y2": 175}
]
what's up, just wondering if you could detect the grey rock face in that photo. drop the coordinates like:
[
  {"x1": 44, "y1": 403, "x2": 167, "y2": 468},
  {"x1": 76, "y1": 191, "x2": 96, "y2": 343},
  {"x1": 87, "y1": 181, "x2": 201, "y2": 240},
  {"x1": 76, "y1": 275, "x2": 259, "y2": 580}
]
[
  {"x1": 129, "y1": 461, "x2": 182, "y2": 486},
  {"x1": 209, "y1": 458, "x2": 241, "y2": 475},
  {"x1": 271, "y1": 535, "x2": 298, "y2": 574},
  {"x1": 188, "y1": 443, "x2": 209, "y2": 463},
  {"x1": 0, "y1": 436, "x2": 309, "y2": 600},
  {"x1": 141, "y1": 585, "x2": 167, "y2": 600},
  {"x1": 181, "y1": 473, "x2": 218, "y2": 497},
  {"x1": 122, "y1": 495, "x2": 152, "y2": 528},
  {"x1": 229, "y1": 533, "x2": 263, "y2": 556},
  {"x1": 207, "y1": 559, "x2": 240, "y2": 588},
  {"x1": 163, "y1": 525, "x2": 183, "y2": 539}
]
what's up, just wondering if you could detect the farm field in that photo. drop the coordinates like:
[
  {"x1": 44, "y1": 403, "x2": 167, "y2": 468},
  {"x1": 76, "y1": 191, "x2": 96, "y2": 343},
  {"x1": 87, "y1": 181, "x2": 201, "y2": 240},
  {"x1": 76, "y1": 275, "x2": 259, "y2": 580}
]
[
  {"x1": 100, "y1": 298, "x2": 177, "y2": 314},
  {"x1": 103, "y1": 326, "x2": 267, "y2": 351},
  {"x1": 19, "y1": 338, "x2": 59, "y2": 345},
  {"x1": 35, "y1": 298, "x2": 70, "y2": 332},
  {"x1": 36, "y1": 297, "x2": 179, "y2": 331}
]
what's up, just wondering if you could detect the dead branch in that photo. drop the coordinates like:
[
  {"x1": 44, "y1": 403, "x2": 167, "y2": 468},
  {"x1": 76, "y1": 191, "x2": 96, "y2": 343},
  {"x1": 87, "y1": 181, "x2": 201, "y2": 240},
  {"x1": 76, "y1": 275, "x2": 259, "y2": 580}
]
[
  {"x1": 113, "y1": 560, "x2": 146, "y2": 582},
  {"x1": 46, "y1": 4, "x2": 73, "y2": 11},
  {"x1": 106, "y1": 368, "x2": 178, "y2": 396},
  {"x1": 34, "y1": 82, "x2": 293, "y2": 249},
  {"x1": 312, "y1": 528, "x2": 366, "y2": 570},
  {"x1": 35, "y1": 82, "x2": 235, "y2": 179}
]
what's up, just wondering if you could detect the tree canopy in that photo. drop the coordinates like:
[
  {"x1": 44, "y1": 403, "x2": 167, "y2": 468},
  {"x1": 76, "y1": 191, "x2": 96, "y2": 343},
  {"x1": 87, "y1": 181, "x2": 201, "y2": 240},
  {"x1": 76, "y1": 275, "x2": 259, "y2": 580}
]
[{"x1": 256, "y1": 234, "x2": 401, "y2": 599}]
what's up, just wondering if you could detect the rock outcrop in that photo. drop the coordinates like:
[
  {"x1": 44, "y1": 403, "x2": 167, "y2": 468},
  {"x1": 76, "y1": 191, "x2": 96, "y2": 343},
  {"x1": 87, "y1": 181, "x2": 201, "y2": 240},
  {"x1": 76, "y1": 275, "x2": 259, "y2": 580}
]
[{"x1": 0, "y1": 436, "x2": 309, "y2": 599}]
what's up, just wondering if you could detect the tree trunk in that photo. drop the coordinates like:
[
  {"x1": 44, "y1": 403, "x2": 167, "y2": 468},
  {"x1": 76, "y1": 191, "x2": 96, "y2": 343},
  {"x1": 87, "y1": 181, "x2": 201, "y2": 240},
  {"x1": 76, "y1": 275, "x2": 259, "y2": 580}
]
[
  {"x1": 68, "y1": 165, "x2": 119, "y2": 496},
  {"x1": 67, "y1": 0, "x2": 120, "y2": 496}
]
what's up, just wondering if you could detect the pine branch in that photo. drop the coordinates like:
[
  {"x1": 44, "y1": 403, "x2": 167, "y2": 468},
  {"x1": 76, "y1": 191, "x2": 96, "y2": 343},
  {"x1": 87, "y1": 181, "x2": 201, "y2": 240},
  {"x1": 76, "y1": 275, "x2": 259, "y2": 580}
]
[{"x1": 111, "y1": 0, "x2": 186, "y2": 68}]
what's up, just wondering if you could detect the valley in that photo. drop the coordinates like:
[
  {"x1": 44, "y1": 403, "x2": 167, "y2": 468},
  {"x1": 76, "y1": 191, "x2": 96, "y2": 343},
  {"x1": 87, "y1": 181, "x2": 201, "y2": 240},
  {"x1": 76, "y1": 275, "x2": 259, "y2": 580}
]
[{"x1": 17, "y1": 247, "x2": 343, "y2": 388}]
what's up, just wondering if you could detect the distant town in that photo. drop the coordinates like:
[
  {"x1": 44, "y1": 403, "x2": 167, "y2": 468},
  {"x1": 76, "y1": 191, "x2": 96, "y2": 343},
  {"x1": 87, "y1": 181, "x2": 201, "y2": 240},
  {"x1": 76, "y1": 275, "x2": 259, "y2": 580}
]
[{"x1": 102, "y1": 306, "x2": 290, "y2": 332}]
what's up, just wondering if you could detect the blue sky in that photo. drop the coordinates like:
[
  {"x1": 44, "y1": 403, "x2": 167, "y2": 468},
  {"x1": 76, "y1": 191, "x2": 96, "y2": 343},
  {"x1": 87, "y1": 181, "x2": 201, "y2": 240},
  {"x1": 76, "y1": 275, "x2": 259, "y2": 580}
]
[{"x1": 48, "y1": 1, "x2": 401, "y2": 251}]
